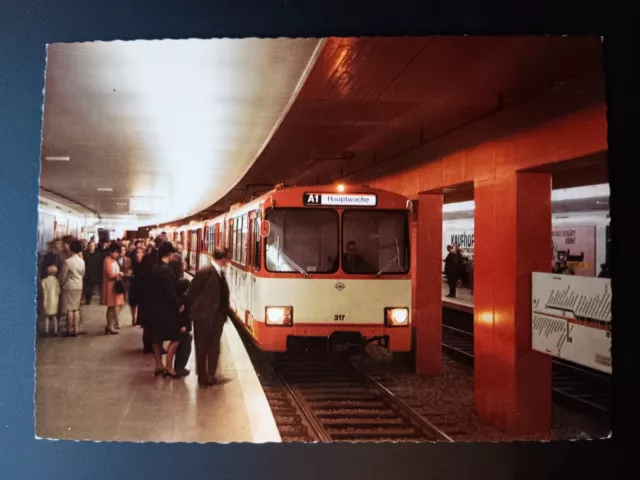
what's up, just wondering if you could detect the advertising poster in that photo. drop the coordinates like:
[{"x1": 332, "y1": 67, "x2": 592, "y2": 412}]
[
  {"x1": 54, "y1": 217, "x2": 68, "y2": 238},
  {"x1": 442, "y1": 229, "x2": 474, "y2": 259},
  {"x1": 442, "y1": 224, "x2": 597, "y2": 276},
  {"x1": 37, "y1": 212, "x2": 55, "y2": 253},
  {"x1": 552, "y1": 225, "x2": 596, "y2": 276},
  {"x1": 531, "y1": 272, "x2": 611, "y2": 374}
]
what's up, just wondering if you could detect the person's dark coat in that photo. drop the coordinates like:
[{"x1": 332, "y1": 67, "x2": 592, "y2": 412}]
[
  {"x1": 444, "y1": 252, "x2": 459, "y2": 280},
  {"x1": 187, "y1": 266, "x2": 230, "y2": 326},
  {"x1": 137, "y1": 250, "x2": 159, "y2": 327},
  {"x1": 40, "y1": 251, "x2": 60, "y2": 279},
  {"x1": 173, "y1": 277, "x2": 193, "y2": 372},
  {"x1": 148, "y1": 262, "x2": 183, "y2": 343},
  {"x1": 169, "y1": 252, "x2": 184, "y2": 280},
  {"x1": 83, "y1": 250, "x2": 103, "y2": 285},
  {"x1": 128, "y1": 256, "x2": 144, "y2": 307}
]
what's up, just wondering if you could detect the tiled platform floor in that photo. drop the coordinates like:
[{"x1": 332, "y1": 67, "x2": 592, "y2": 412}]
[{"x1": 35, "y1": 299, "x2": 281, "y2": 443}]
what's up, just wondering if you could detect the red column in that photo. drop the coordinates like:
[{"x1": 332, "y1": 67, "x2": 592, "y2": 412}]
[
  {"x1": 474, "y1": 171, "x2": 553, "y2": 434},
  {"x1": 414, "y1": 193, "x2": 443, "y2": 375}
]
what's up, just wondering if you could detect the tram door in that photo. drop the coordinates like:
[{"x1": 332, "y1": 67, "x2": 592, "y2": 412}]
[
  {"x1": 246, "y1": 212, "x2": 256, "y2": 327},
  {"x1": 196, "y1": 228, "x2": 202, "y2": 271},
  {"x1": 605, "y1": 224, "x2": 611, "y2": 267}
]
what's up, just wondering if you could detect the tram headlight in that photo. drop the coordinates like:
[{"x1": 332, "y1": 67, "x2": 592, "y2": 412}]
[
  {"x1": 265, "y1": 306, "x2": 293, "y2": 326},
  {"x1": 385, "y1": 307, "x2": 409, "y2": 327}
]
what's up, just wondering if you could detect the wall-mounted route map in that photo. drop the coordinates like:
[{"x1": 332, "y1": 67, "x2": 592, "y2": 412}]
[{"x1": 532, "y1": 273, "x2": 611, "y2": 374}]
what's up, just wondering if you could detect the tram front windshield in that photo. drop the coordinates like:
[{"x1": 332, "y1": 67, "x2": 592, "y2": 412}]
[
  {"x1": 265, "y1": 208, "x2": 409, "y2": 275},
  {"x1": 341, "y1": 210, "x2": 409, "y2": 275},
  {"x1": 265, "y1": 209, "x2": 339, "y2": 273}
]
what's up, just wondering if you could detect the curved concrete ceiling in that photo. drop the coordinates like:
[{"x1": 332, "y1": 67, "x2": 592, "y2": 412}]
[
  {"x1": 200, "y1": 36, "x2": 605, "y2": 215},
  {"x1": 40, "y1": 38, "x2": 322, "y2": 226}
]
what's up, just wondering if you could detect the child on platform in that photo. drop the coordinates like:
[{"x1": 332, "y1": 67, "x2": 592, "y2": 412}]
[{"x1": 41, "y1": 265, "x2": 61, "y2": 336}]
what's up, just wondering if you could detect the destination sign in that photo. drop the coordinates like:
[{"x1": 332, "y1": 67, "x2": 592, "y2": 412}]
[{"x1": 302, "y1": 193, "x2": 377, "y2": 207}]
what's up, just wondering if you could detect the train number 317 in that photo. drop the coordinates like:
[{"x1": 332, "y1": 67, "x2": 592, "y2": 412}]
[{"x1": 334, "y1": 314, "x2": 345, "y2": 321}]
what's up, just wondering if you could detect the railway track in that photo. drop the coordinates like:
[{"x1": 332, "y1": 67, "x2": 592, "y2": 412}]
[
  {"x1": 441, "y1": 324, "x2": 611, "y2": 413},
  {"x1": 233, "y1": 314, "x2": 456, "y2": 443},
  {"x1": 271, "y1": 356, "x2": 454, "y2": 443}
]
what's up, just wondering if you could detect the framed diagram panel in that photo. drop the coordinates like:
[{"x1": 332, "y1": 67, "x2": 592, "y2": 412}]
[{"x1": 532, "y1": 272, "x2": 611, "y2": 373}]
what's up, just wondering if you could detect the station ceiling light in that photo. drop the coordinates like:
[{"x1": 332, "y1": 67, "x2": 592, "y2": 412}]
[
  {"x1": 442, "y1": 184, "x2": 610, "y2": 214},
  {"x1": 551, "y1": 184, "x2": 610, "y2": 202},
  {"x1": 97, "y1": 187, "x2": 113, "y2": 192},
  {"x1": 443, "y1": 201, "x2": 475, "y2": 213},
  {"x1": 45, "y1": 156, "x2": 70, "y2": 162}
]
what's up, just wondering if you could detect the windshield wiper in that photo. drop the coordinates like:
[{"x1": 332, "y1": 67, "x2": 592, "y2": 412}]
[
  {"x1": 276, "y1": 236, "x2": 310, "y2": 277},
  {"x1": 376, "y1": 238, "x2": 402, "y2": 277}
]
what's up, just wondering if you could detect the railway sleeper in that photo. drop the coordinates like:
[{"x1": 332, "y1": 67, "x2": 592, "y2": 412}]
[
  {"x1": 292, "y1": 381, "x2": 356, "y2": 387},
  {"x1": 321, "y1": 418, "x2": 408, "y2": 427},
  {"x1": 278, "y1": 370, "x2": 348, "y2": 377},
  {"x1": 303, "y1": 393, "x2": 378, "y2": 401},
  {"x1": 314, "y1": 410, "x2": 400, "y2": 418},
  {"x1": 295, "y1": 387, "x2": 371, "y2": 394},
  {"x1": 270, "y1": 407, "x2": 298, "y2": 414},
  {"x1": 328, "y1": 428, "x2": 423, "y2": 438},
  {"x1": 283, "y1": 376, "x2": 352, "y2": 383},
  {"x1": 309, "y1": 401, "x2": 386, "y2": 409}
]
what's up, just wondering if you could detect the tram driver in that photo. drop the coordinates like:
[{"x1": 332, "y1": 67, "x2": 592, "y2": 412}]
[{"x1": 331, "y1": 241, "x2": 375, "y2": 274}]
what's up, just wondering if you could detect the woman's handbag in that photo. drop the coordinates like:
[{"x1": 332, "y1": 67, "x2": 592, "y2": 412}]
[{"x1": 114, "y1": 278, "x2": 125, "y2": 295}]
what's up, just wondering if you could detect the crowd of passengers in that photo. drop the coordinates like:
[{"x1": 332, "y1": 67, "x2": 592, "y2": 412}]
[{"x1": 38, "y1": 233, "x2": 237, "y2": 387}]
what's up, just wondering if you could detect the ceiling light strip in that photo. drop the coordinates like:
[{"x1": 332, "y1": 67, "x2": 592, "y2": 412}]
[{"x1": 443, "y1": 183, "x2": 610, "y2": 213}]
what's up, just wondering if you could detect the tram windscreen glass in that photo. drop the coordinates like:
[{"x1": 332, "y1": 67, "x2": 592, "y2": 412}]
[
  {"x1": 265, "y1": 209, "x2": 338, "y2": 273},
  {"x1": 341, "y1": 210, "x2": 409, "y2": 274}
]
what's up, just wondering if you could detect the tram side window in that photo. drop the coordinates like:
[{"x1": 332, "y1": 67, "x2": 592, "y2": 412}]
[
  {"x1": 238, "y1": 217, "x2": 243, "y2": 264},
  {"x1": 241, "y1": 214, "x2": 248, "y2": 265},
  {"x1": 253, "y1": 212, "x2": 261, "y2": 271},
  {"x1": 248, "y1": 215, "x2": 255, "y2": 268},
  {"x1": 341, "y1": 210, "x2": 410, "y2": 275},
  {"x1": 233, "y1": 216, "x2": 245, "y2": 265},
  {"x1": 265, "y1": 209, "x2": 338, "y2": 273},
  {"x1": 232, "y1": 219, "x2": 238, "y2": 262}
]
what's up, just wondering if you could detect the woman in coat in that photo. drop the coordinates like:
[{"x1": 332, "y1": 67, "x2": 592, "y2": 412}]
[
  {"x1": 101, "y1": 242, "x2": 125, "y2": 335},
  {"x1": 61, "y1": 240, "x2": 85, "y2": 337},
  {"x1": 149, "y1": 242, "x2": 184, "y2": 378}
]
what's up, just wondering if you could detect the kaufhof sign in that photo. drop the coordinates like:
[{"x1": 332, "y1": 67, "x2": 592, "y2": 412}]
[
  {"x1": 442, "y1": 225, "x2": 596, "y2": 275},
  {"x1": 552, "y1": 226, "x2": 596, "y2": 277},
  {"x1": 442, "y1": 229, "x2": 474, "y2": 259}
]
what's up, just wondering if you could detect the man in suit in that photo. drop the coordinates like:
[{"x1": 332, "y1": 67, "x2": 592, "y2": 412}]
[{"x1": 187, "y1": 247, "x2": 234, "y2": 387}]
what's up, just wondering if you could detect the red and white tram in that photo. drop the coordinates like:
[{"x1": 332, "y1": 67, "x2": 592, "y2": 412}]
[{"x1": 152, "y1": 184, "x2": 412, "y2": 353}]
